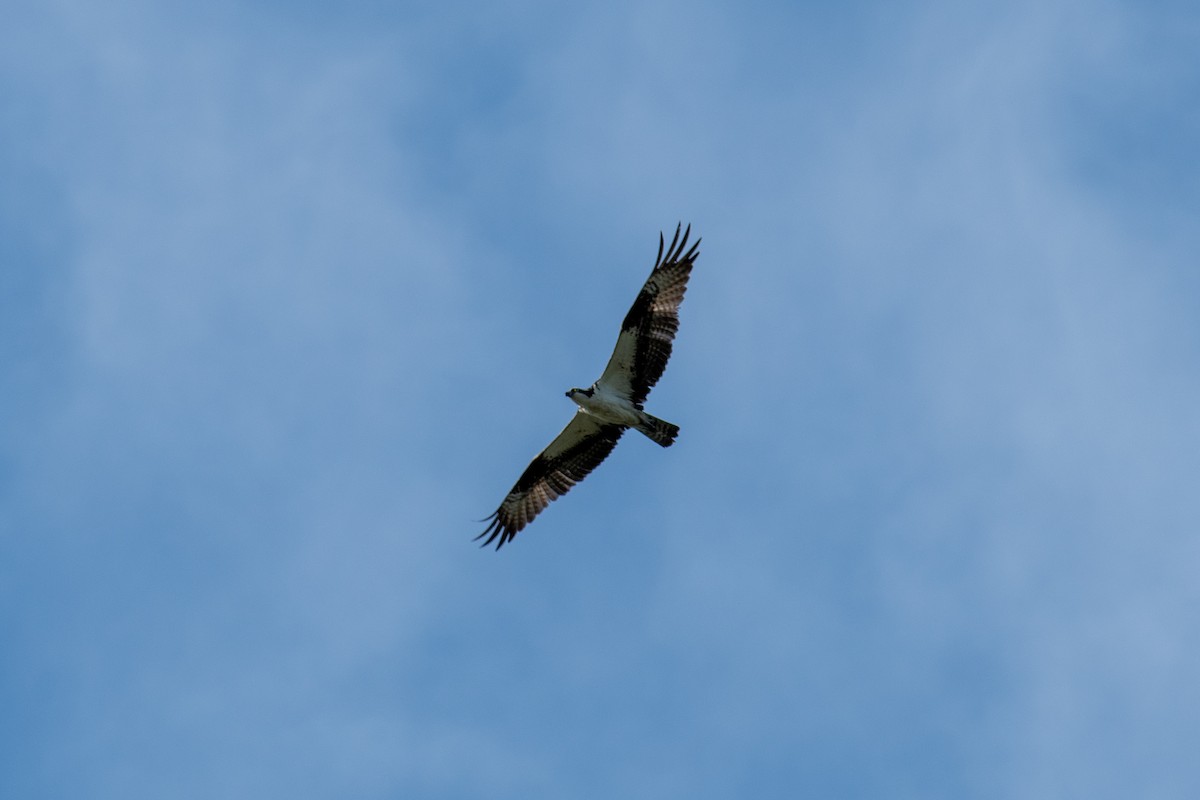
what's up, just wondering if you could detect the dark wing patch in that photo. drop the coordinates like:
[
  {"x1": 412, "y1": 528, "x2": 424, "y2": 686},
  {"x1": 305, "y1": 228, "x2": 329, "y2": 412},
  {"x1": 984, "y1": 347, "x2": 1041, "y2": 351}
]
[
  {"x1": 477, "y1": 413, "x2": 626, "y2": 549},
  {"x1": 598, "y1": 223, "x2": 699, "y2": 406}
]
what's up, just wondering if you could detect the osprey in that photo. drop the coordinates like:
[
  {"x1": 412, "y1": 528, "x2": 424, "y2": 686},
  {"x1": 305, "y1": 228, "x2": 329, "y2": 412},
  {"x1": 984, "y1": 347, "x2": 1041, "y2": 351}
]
[{"x1": 477, "y1": 223, "x2": 700, "y2": 549}]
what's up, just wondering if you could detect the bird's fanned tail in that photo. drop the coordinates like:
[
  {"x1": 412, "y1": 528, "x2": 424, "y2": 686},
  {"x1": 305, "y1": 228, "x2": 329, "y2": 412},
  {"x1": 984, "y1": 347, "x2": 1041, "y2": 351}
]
[{"x1": 636, "y1": 414, "x2": 679, "y2": 447}]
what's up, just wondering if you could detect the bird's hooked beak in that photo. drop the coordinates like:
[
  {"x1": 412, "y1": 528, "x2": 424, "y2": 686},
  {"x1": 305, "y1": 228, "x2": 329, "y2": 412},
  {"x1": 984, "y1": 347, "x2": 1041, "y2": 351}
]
[{"x1": 565, "y1": 390, "x2": 573, "y2": 398}]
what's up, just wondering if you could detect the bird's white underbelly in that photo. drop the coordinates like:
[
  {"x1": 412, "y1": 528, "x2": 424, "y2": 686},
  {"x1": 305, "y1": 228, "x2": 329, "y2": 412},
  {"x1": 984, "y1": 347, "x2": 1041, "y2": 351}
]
[{"x1": 574, "y1": 390, "x2": 643, "y2": 427}]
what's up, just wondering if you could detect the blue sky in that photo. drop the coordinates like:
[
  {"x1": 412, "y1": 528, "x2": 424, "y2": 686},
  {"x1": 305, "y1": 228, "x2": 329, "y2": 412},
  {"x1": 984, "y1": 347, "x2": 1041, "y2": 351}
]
[{"x1": 3, "y1": 0, "x2": 1200, "y2": 797}]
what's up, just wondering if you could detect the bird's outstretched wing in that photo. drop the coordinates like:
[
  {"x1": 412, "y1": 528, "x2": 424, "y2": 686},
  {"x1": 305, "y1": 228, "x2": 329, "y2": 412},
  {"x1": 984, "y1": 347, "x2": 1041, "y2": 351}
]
[
  {"x1": 596, "y1": 223, "x2": 699, "y2": 406},
  {"x1": 477, "y1": 413, "x2": 626, "y2": 549}
]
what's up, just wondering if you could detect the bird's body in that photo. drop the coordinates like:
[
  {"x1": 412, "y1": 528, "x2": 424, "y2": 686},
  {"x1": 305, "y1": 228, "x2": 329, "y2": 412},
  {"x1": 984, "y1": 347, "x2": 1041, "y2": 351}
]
[
  {"x1": 477, "y1": 224, "x2": 699, "y2": 549},
  {"x1": 567, "y1": 384, "x2": 645, "y2": 428},
  {"x1": 567, "y1": 384, "x2": 680, "y2": 447}
]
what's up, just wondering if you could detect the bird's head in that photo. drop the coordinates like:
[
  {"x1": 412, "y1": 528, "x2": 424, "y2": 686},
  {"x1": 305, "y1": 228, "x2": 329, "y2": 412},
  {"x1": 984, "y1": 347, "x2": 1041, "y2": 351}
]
[{"x1": 565, "y1": 387, "x2": 593, "y2": 401}]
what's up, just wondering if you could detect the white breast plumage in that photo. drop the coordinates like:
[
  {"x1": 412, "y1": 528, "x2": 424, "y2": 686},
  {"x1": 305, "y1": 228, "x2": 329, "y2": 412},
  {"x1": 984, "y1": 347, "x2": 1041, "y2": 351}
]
[{"x1": 572, "y1": 386, "x2": 643, "y2": 427}]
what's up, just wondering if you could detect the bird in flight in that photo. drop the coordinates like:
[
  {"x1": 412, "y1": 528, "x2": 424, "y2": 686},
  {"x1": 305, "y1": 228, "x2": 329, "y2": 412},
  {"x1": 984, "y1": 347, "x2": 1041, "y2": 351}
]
[{"x1": 477, "y1": 223, "x2": 700, "y2": 549}]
